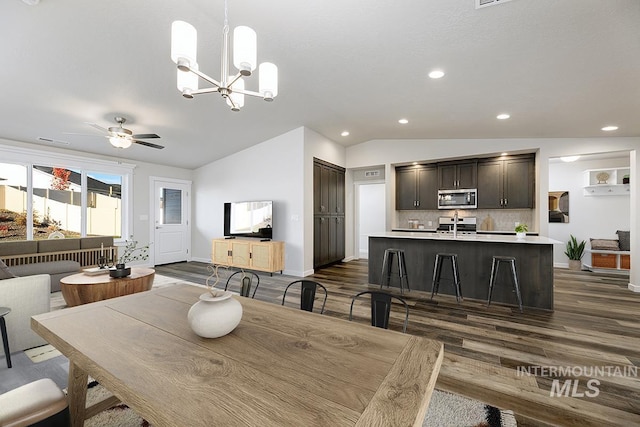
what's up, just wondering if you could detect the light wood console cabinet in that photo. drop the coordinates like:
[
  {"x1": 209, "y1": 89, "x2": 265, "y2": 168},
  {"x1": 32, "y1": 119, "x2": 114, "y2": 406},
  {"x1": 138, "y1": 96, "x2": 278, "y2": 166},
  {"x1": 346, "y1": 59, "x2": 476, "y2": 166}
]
[{"x1": 212, "y1": 239, "x2": 285, "y2": 273}]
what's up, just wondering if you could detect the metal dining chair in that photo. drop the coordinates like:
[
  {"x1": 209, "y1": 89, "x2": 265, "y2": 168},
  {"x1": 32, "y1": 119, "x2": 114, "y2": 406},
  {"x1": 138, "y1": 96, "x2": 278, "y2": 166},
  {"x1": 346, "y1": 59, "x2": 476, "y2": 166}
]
[
  {"x1": 224, "y1": 271, "x2": 260, "y2": 298},
  {"x1": 281, "y1": 280, "x2": 328, "y2": 314},
  {"x1": 349, "y1": 291, "x2": 409, "y2": 333}
]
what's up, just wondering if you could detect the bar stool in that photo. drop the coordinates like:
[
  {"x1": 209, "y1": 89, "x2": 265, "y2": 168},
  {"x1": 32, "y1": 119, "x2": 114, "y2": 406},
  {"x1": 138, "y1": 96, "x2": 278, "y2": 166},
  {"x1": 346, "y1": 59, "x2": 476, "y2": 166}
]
[
  {"x1": 380, "y1": 249, "x2": 410, "y2": 294},
  {"x1": 430, "y1": 253, "x2": 462, "y2": 303},
  {"x1": 487, "y1": 256, "x2": 523, "y2": 313},
  {"x1": 0, "y1": 307, "x2": 10, "y2": 368}
]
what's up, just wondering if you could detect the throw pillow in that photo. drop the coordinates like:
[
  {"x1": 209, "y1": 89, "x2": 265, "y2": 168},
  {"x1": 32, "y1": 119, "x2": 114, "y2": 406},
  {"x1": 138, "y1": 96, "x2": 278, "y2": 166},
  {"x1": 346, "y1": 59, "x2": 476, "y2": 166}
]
[
  {"x1": 590, "y1": 238, "x2": 620, "y2": 251},
  {"x1": 616, "y1": 230, "x2": 630, "y2": 251},
  {"x1": 0, "y1": 259, "x2": 17, "y2": 280}
]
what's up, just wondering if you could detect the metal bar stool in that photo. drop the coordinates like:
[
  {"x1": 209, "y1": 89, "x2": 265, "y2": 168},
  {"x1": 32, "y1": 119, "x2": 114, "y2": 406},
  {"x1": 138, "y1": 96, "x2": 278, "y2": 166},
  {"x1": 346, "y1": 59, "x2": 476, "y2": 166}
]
[
  {"x1": 430, "y1": 253, "x2": 462, "y2": 303},
  {"x1": 380, "y1": 248, "x2": 410, "y2": 294},
  {"x1": 487, "y1": 255, "x2": 523, "y2": 313}
]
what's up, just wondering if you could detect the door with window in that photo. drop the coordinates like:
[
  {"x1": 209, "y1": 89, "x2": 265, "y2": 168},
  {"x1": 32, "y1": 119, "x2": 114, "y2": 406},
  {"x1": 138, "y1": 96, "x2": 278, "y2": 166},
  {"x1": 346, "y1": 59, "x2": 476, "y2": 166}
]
[{"x1": 152, "y1": 179, "x2": 191, "y2": 265}]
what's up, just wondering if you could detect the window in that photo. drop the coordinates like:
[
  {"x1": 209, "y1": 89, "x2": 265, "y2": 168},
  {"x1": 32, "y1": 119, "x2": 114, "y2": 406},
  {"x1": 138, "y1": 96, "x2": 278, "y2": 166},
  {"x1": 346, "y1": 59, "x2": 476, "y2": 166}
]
[
  {"x1": 0, "y1": 163, "x2": 28, "y2": 241},
  {"x1": 0, "y1": 145, "x2": 134, "y2": 242},
  {"x1": 87, "y1": 172, "x2": 122, "y2": 238},
  {"x1": 32, "y1": 165, "x2": 82, "y2": 240}
]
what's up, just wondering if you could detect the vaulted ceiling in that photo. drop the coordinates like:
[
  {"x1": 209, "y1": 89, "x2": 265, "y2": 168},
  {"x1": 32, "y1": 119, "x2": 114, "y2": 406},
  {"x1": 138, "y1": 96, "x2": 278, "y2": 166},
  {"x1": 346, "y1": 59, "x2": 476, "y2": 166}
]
[{"x1": 1, "y1": 0, "x2": 638, "y2": 169}]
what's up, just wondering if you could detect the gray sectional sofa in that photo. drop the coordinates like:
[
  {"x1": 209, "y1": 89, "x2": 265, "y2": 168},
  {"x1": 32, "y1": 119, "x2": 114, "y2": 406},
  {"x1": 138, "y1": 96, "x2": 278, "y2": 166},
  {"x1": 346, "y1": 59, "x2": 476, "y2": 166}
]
[{"x1": 0, "y1": 236, "x2": 115, "y2": 292}]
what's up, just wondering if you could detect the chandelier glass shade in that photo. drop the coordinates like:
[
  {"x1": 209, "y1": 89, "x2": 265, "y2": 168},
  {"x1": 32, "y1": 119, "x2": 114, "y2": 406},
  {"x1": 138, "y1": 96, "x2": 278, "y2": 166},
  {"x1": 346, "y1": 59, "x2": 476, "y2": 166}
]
[{"x1": 170, "y1": 1, "x2": 278, "y2": 111}]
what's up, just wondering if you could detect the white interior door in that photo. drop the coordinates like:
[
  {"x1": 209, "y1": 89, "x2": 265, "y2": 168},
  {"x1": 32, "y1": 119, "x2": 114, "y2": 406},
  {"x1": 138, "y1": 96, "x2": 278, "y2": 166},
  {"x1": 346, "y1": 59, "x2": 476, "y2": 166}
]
[
  {"x1": 152, "y1": 178, "x2": 191, "y2": 265},
  {"x1": 356, "y1": 183, "x2": 386, "y2": 259}
]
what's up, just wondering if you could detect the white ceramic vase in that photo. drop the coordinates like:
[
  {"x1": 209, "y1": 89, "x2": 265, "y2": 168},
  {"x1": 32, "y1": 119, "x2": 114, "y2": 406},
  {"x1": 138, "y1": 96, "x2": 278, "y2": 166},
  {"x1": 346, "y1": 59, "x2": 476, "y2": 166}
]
[
  {"x1": 187, "y1": 291, "x2": 243, "y2": 338},
  {"x1": 516, "y1": 232, "x2": 526, "y2": 239}
]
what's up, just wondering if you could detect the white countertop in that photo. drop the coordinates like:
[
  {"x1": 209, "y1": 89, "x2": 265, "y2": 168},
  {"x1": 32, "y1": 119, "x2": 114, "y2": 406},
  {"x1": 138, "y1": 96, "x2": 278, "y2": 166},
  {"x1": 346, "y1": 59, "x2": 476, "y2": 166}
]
[{"x1": 370, "y1": 231, "x2": 561, "y2": 245}]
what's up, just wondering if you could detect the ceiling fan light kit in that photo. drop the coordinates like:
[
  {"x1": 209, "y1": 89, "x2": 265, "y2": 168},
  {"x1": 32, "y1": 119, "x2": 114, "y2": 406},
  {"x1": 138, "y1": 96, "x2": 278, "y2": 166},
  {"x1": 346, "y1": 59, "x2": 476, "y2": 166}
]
[
  {"x1": 83, "y1": 116, "x2": 164, "y2": 150},
  {"x1": 170, "y1": 0, "x2": 278, "y2": 111}
]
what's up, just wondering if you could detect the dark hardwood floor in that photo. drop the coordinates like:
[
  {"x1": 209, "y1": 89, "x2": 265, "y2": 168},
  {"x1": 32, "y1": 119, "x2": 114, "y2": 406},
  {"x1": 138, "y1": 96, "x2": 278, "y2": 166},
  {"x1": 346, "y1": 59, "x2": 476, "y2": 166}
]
[{"x1": 156, "y1": 260, "x2": 640, "y2": 427}]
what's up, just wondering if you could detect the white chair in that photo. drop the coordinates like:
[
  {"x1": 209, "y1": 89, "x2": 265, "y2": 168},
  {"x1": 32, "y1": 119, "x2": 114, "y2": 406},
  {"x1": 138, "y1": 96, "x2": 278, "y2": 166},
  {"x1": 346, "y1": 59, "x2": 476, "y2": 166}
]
[
  {"x1": 0, "y1": 378, "x2": 69, "y2": 427},
  {"x1": 0, "y1": 274, "x2": 50, "y2": 351}
]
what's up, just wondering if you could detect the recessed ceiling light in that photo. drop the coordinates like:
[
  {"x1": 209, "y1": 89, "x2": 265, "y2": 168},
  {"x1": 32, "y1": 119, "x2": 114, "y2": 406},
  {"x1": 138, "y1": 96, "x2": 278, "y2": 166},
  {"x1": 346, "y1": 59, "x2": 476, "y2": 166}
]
[
  {"x1": 496, "y1": 113, "x2": 510, "y2": 120},
  {"x1": 341, "y1": 131, "x2": 349, "y2": 137},
  {"x1": 601, "y1": 125, "x2": 618, "y2": 131},
  {"x1": 412, "y1": 162, "x2": 418, "y2": 165},
  {"x1": 428, "y1": 70, "x2": 445, "y2": 79},
  {"x1": 561, "y1": 156, "x2": 580, "y2": 162},
  {"x1": 398, "y1": 118, "x2": 409, "y2": 124},
  {"x1": 501, "y1": 152, "x2": 508, "y2": 156}
]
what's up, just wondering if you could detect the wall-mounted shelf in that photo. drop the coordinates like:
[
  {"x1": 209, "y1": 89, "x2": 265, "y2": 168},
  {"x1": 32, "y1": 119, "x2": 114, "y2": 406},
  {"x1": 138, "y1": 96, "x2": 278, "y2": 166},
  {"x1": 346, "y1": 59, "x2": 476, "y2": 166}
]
[{"x1": 583, "y1": 167, "x2": 630, "y2": 196}]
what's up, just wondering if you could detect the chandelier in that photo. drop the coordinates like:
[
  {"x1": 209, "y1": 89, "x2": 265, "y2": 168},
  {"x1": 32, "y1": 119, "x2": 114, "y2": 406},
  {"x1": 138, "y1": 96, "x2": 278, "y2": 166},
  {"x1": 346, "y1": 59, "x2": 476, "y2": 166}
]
[{"x1": 170, "y1": 0, "x2": 278, "y2": 111}]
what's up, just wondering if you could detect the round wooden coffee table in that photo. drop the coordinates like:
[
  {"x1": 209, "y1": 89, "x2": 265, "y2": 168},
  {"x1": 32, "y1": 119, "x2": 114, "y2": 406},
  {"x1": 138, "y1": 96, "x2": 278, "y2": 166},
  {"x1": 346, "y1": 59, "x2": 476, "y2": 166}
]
[{"x1": 60, "y1": 268, "x2": 155, "y2": 307}]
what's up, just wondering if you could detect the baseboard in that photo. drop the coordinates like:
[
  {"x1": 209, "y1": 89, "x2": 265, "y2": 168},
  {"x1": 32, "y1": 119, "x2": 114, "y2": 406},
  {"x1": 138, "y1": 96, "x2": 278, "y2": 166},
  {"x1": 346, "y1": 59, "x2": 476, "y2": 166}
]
[
  {"x1": 191, "y1": 257, "x2": 210, "y2": 263},
  {"x1": 342, "y1": 256, "x2": 356, "y2": 263},
  {"x1": 628, "y1": 283, "x2": 640, "y2": 293}
]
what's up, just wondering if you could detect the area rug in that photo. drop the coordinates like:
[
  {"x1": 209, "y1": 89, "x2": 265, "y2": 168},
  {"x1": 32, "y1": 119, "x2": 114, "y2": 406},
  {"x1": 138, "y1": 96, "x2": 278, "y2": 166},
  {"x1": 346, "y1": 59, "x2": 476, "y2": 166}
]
[
  {"x1": 24, "y1": 344, "x2": 62, "y2": 363},
  {"x1": 78, "y1": 382, "x2": 515, "y2": 426},
  {"x1": 423, "y1": 390, "x2": 517, "y2": 427}
]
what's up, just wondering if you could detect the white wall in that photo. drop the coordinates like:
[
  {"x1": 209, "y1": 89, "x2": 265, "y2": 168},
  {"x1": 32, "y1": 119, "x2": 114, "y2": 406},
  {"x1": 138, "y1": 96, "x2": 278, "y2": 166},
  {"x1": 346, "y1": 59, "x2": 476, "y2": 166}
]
[
  {"x1": 549, "y1": 156, "x2": 630, "y2": 267},
  {"x1": 192, "y1": 128, "x2": 306, "y2": 275}
]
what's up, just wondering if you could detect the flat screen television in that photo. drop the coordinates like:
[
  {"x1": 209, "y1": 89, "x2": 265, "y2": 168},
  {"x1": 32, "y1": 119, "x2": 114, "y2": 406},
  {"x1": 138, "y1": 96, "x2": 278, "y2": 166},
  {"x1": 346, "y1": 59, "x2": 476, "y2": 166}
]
[{"x1": 224, "y1": 201, "x2": 273, "y2": 239}]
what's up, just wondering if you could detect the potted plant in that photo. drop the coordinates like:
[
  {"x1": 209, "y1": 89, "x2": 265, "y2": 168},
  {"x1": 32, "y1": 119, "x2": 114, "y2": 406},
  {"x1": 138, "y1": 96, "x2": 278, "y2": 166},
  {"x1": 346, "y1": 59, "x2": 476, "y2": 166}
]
[
  {"x1": 564, "y1": 235, "x2": 586, "y2": 271},
  {"x1": 110, "y1": 240, "x2": 149, "y2": 278},
  {"x1": 515, "y1": 223, "x2": 528, "y2": 239}
]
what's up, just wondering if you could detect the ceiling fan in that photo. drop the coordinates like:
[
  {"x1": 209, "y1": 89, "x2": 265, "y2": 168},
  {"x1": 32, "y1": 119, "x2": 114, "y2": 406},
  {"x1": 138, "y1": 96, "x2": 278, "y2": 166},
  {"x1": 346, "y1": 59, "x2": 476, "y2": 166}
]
[{"x1": 85, "y1": 116, "x2": 164, "y2": 150}]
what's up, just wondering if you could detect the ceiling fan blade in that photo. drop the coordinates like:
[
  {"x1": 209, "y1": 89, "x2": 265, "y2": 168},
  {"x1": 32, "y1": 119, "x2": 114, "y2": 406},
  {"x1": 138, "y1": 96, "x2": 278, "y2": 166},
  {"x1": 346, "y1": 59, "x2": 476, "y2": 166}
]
[
  {"x1": 131, "y1": 133, "x2": 160, "y2": 139},
  {"x1": 133, "y1": 139, "x2": 164, "y2": 149},
  {"x1": 86, "y1": 122, "x2": 110, "y2": 133},
  {"x1": 62, "y1": 132, "x2": 104, "y2": 137}
]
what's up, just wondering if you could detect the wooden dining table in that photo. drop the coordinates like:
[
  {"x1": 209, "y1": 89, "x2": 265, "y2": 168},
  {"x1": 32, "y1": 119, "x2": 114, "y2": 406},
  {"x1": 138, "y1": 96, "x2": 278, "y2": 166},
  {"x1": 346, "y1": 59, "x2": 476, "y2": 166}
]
[{"x1": 31, "y1": 284, "x2": 443, "y2": 427}]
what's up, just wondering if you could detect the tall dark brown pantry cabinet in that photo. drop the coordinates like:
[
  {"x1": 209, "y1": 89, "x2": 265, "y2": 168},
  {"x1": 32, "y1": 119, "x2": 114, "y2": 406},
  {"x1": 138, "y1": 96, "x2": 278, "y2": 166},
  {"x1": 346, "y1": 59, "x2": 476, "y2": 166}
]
[{"x1": 314, "y1": 158, "x2": 345, "y2": 268}]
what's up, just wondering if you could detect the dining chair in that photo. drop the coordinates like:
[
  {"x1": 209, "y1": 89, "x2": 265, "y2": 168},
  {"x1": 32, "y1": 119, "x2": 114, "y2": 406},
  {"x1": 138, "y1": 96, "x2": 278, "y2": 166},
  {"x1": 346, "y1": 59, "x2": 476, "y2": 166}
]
[
  {"x1": 224, "y1": 271, "x2": 260, "y2": 298},
  {"x1": 349, "y1": 291, "x2": 409, "y2": 333},
  {"x1": 281, "y1": 280, "x2": 328, "y2": 314}
]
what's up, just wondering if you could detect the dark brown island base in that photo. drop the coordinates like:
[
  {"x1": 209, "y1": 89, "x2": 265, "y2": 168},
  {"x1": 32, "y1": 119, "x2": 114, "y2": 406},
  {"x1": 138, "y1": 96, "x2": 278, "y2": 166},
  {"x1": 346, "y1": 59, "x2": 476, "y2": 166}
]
[{"x1": 369, "y1": 232, "x2": 561, "y2": 311}]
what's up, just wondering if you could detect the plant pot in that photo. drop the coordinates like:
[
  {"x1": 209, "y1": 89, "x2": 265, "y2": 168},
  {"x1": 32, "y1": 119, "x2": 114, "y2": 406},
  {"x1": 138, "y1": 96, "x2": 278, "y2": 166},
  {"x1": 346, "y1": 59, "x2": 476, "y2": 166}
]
[
  {"x1": 516, "y1": 232, "x2": 526, "y2": 239},
  {"x1": 188, "y1": 291, "x2": 243, "y2": 338},
  {"x1": 109, "y1": 264, "x2": 131, "y2": 278},
  {"x1": 568, "y1": 260, "x2": 582, "y2": 271}
]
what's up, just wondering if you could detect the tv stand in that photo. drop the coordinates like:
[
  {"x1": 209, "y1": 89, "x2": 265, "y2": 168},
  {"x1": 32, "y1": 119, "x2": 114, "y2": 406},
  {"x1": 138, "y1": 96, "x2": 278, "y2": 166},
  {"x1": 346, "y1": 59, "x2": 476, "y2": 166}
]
[{"x1": 211, "y1": 238, "x2": 284, "y2": 274}]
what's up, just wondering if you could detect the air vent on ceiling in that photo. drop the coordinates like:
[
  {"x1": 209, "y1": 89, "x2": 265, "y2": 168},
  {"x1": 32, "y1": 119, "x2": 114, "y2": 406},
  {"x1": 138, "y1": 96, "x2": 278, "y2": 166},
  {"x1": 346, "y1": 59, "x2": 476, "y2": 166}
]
[
  {"x1": 364, "y1": 170, "x2": 380, "y2": 178},
  {"x1": 38, "y1": 137, "x2": 69, "y2": 145},
  {"x1": 476, "y1": 0, "x2": 514, "y2": 9}
]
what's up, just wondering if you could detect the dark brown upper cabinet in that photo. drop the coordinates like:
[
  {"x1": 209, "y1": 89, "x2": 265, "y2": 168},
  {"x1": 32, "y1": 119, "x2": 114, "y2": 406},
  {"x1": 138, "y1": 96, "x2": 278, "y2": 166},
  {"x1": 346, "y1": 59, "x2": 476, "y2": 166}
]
[
  {"x1": 396, "y1": 165, "x2": 438, "y2": 210},
  {"x1": 437, "y1": 161, "x2": 477, "y2": 190},
  {"x1": 477, "y1": 155, "x2": 535, "y2": 209}
]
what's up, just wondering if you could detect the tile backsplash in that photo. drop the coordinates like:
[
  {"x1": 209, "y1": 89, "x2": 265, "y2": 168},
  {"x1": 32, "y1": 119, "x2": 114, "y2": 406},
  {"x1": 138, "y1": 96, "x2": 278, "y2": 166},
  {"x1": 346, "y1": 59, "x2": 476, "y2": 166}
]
[{"x1": 396, "y1": 209, "x2": 534, "y2": 232}]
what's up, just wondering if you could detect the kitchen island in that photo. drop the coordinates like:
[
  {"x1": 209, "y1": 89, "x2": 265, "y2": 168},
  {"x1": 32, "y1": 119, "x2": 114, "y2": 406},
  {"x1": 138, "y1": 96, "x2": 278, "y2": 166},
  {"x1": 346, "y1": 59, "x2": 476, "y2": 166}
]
[{"x1": 369, "y1": 232, "x2": 561, "y2": 310}]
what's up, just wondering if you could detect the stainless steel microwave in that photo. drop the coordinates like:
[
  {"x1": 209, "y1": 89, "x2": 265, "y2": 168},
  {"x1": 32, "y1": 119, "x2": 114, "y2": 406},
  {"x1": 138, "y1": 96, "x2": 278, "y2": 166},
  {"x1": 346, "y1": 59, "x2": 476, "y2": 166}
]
[{"x1": 437, "y1": 189, "x2": 477, "y2": 209}]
